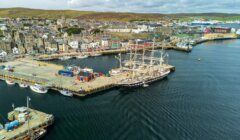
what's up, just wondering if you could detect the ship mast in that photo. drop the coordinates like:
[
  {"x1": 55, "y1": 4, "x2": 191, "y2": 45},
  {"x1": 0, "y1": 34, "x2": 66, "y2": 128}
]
[
  {"x1": 26, "y1": 96, "x2": 33, "y2": 140},
  {"x1": 131, "y1": 41, "x2": 138, "y2": 81}
]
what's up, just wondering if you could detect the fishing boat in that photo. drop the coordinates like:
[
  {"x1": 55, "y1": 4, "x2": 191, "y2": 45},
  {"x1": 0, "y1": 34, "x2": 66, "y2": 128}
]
[
  {"x1": 30, "y1": 84, "x2": 48, "y2": 94},
  {"x1": 176, "y1": 42, "x2": 193, "y2": 51},
  {"x1": 90, "y1": 53, "x2": 102, "y2": 57},
  {"x1": 59, "y1": 90, "x2": 73, "y2": 97},
  {"x1": 76, "y1": 55, "x2": 89, "y2": 59},
  {"x1": 59, "y1": 56, "x2": 72, "y2": 60},
  {"x1": 5, "y1": 80, "x2": 15, "y2": 85},
  {"x1": 34, "y1": 129, "x2": 47, "y2": 140},
  {"x1": 19, "y1": 83, "x2": 28, "y2": 88}
]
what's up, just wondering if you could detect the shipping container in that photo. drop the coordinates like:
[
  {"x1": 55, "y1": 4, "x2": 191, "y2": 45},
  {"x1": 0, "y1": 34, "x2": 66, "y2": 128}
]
[
  {"x1": 5, "y1": 120, "x2": 20, "y2": 131},
  {"x1": 58, "y1": 70, "x2": 74, "y2": 77}
]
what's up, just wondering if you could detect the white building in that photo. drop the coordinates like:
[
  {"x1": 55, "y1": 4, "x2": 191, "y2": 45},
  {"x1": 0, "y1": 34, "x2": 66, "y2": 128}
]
[
  {"x1": 0, "y1": 50, "x2": 7, "y2": 57},
  {"x1": 0, "y1": 24, "x2": 7, "y2": 31},
  {"x1": 107, "y1": 29, "x2": 132, "y2": 33},
  {"x1": 69, "y1": 41, "x2": 79, "y2": 49},
  {"x1": 236, "y1": 29, "x2": 240, "y2": 35},
  {"x1": 101, "y1": 39, "x2": 109, "y2": 47},
  {"x1": 12, "y1": 47, "x2": 19, "y2": 55}
]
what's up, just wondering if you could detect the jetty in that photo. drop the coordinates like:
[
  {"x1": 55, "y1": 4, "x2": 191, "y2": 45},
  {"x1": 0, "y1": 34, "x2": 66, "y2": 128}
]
[
  {"x1": 36, "y1": 44, "x2": 175, "y2": 61},
  {"x1": 0, "y1": 107, "x2": 54, "y2": 140},
  {"x1": 0, "y1": 58, "x2": 175, "y2": 97}
]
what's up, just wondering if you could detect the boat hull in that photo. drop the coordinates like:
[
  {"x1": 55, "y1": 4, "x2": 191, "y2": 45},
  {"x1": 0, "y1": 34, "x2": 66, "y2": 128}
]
[
  {"x1": 30, "y1": 85, "x2": 48, "y2": 94},
  {"x1": 119, "y1": 71, "x2": 170, "y2": 88},
  {"x1": 6, "y1": 80, "x2": 15, "y2": 85},
  {"x1": 59, "y1": 90, "x2": 73, "y2": 97},
  {"x1": 76, "y1": 55, "x2": 88, "y2": 59},
  {"x1": 19, "y1": 83, "x2": 28, "y2": 88}
]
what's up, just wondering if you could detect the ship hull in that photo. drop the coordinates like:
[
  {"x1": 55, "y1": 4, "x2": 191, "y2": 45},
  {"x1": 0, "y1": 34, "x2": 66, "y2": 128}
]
[{"x1": 120, "y1": 70, "x2": 170, "y2": 88}]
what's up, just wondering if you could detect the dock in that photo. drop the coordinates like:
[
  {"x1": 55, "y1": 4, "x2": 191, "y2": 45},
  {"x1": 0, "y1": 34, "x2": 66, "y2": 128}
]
[
  {"x1": 0, "y1": 107, "x2": 54, "y2": 140},
  {"x1": 0, "y1": 58, "x2": 175, "y2": 97},
  {"x1": 36, "y1": 44, "x2": 174, "y2": 61}
]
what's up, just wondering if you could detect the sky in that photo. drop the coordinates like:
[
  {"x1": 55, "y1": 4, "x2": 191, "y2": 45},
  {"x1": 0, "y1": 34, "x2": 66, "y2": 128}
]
[{"x1": 0, "y1": 0, "x2": 240, "y2": 13}]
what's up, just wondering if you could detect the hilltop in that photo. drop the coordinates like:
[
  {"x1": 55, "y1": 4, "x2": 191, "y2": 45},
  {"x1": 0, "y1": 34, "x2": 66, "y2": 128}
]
[{"x1": 0, "y1": 8, "x2": 240, "y2": 22}]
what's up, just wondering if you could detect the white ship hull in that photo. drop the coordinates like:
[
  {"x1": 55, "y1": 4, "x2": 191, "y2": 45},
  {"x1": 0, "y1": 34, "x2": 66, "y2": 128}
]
[
  {"x1": 91, "y1": 53, "x2": 102, "y2": 57},
  {"x1": 76, "y1": 55, "x2": 88, "y2": 59},
  {"x1": 59, "y1": 56, "x2": 72, "y2": 60},
  {"x1": 19, "y1": 83, "x2": 28, "y2": 88},
  {"x1": 59, "y1": 90, "x2": 73, "y2": 97},
  {"x1": 30, "y1": 84, "x2": 48, "y2": 94},
  {"x1": 6, "y1": 80, "x2": 15, "y2": 85}
]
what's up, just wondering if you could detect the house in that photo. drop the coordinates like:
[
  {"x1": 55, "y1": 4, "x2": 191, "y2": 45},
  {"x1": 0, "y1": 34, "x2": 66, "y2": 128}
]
[{"x1": 69, "y1": 41, "x2": 79, "y2": 49}]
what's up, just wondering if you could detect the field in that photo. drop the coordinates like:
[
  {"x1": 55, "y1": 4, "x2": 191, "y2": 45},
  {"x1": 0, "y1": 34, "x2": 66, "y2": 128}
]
[{"x1": 1, "y1": 8, "x2": 240, "y2": 22}]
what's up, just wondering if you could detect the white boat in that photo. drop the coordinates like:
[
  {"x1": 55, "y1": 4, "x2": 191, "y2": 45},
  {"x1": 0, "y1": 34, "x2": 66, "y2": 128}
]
[
  {"x1": 90, "y1": 53, "x2": 102, "y2": 57},
  {"x1": 5, "y1": 80, "x2": 15, "y2": 85},
  {"x1": 76, "y1": 55, "x2": 89, "y2": 59},
  {"x1": 19, "y1": 83, "x2": 28, "y2": 88},
  {"x1": 30, "y1": 84, "x2": 48, "y2": 94},
  {"x1": 59, "y1": 90, "x2": 73, "y2": 97},
  {"x1": 34, "y1": 129, "x2": 47, "y2": 140},
  {"x1": 59, "y1": 56, "x2": 72, "y2": 60},
  {"x1": 143, "y1": 82, "x2": 149, "y2": 88},
  {"x1": 109, "y1": 69, "x2": 122, "y2": 76}
]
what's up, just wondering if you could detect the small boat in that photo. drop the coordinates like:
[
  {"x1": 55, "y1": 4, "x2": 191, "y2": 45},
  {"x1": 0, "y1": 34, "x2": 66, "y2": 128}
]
[
  {"x1": 142, "y1": 83, "x2": 149, "y2": 88},
  {"x1": 34, "y1": 129, "x2": 47, "y2": 140},
  {"x1": 30, "y1": 84, "x2": 48, "y2": 94},
  {"x1": 59, "y1": 56, "x2": 72, "y2": 60},
  {"x1": 109, "y1": 69, "x2": 122, "y2": 76},
  {"x1": 59, "y1": 90, "x2": 73, "y2": 97},
  {"x1": 19, "y1": 83, "x2": 28, "y2": 88},
  {"x1": 76, "y1": 55, "x2": 89, "y2": 59},
  {"x1": 6, "y1": 80, "x2": 15, "y2": 85},
  {"x1": 198, "y1": 58, "x2": 201, "y2": 61},
  {"x1": 90, "y1": 53, "x2": 102, "y2": 57}
]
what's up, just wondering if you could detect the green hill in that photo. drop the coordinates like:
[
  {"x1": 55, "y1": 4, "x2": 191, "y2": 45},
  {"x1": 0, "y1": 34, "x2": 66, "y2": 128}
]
[{"x1": 0, "y1": 8, "x2": 240, "y2": 22}]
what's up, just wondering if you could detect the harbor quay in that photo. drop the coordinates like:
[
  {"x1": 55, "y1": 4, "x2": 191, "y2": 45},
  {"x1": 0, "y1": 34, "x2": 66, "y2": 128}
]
[
  {"x1": 0, "y1": 107, "x2": 54, "y2": 140},
  {"x1": 0, "y1": 58, "x2": 175, "y2": 97},
  {"x1": 36, "y1": 44, "x2": 175, "y2": 61}
]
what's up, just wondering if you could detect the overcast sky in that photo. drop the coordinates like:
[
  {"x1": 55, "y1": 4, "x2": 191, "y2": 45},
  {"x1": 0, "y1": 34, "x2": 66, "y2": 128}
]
[{"x1": 0, "y1": 0, "x2": 240, "y2": 13}]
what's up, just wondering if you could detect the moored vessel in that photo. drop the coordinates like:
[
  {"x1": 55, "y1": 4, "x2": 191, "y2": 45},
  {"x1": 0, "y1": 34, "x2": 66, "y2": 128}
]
[
  {"x1": 59, "y1": 90, "x2": 73, "y2": 97},
  {"x1": 59, "y1": 56, "x2": 72, "y2": 60},
  {"x1": 19, "y1": 83, "x2": 28, "y2": 88},
  {"x1": 116, "y1": 37, "x2": 171, "y2": 88},
  {"x1": 76, "y1": 54, "x2": 89, "y2": 59},
  {"x1": 30, "y1": 84, "x2": 48, "y2": 94},
  {"x1": 5, "y1": 80, "x2": 15, "y2": 85}
]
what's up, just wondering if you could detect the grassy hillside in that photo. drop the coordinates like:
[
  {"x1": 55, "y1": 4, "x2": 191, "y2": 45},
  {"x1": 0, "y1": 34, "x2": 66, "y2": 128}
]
[
  {"x1": 0, "y1": 8, "x2": 94, "y2": 18},
  {"x1": 0, "y1": 8, "x2": 240, "y2": 22}
]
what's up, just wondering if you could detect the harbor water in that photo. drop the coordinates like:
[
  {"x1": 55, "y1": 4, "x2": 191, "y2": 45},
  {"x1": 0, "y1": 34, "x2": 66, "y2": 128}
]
[{"x1": 1, "y1": 39, "x2": 240, "y2": 140}]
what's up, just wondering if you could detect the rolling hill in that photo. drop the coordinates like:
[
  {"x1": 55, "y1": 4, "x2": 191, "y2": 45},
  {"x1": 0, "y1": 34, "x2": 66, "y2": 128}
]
[{"x1": 0, "y1": 8, "x2": 240, "y2": 22}]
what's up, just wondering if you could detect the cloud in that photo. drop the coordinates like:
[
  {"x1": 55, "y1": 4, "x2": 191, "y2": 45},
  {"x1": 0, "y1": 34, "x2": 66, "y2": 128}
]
[{"x1": 67, "y1": 0, "x2": 240, "y2": 13}]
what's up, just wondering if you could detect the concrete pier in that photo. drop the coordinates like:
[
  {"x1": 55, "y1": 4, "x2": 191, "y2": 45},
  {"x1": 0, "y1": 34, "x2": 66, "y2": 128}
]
[{"x1": 0, "y1": 58, "x2": 175, "y2": 97}]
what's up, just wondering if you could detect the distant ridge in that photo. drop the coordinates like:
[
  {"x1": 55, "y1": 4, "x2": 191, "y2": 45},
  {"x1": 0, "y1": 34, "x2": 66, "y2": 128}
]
[{"x1": 0, "y1": 8, "x2": 240, "y2": 21}]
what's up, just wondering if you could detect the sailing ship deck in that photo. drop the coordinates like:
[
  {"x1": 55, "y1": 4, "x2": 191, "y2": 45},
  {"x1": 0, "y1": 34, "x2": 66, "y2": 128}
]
[
  {"x1": 0, "y1": 108, "x2": 53, "y2": 140},
  {"x1": 0, "y1": 58, "x2": 175, "y2": 96}
]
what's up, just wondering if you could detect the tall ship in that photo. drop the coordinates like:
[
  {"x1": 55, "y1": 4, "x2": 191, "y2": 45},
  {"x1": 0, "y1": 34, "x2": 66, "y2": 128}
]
[{"x1": 110, "y1": 38, "x2": 171, "y2": 88}]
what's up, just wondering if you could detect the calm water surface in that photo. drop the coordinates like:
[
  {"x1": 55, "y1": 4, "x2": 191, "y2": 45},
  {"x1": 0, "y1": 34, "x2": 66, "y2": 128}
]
[{"x1": 1, "y1": 39, "x2": 240, "y2": 140}]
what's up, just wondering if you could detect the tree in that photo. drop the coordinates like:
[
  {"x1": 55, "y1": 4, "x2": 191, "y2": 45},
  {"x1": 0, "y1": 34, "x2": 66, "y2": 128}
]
[
  {"x1": 90, "y1": 28, "x2": 103, "y2": 36},
  {"x1": 66, "y1": 27, "x2": 84, "y2": 36}
]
